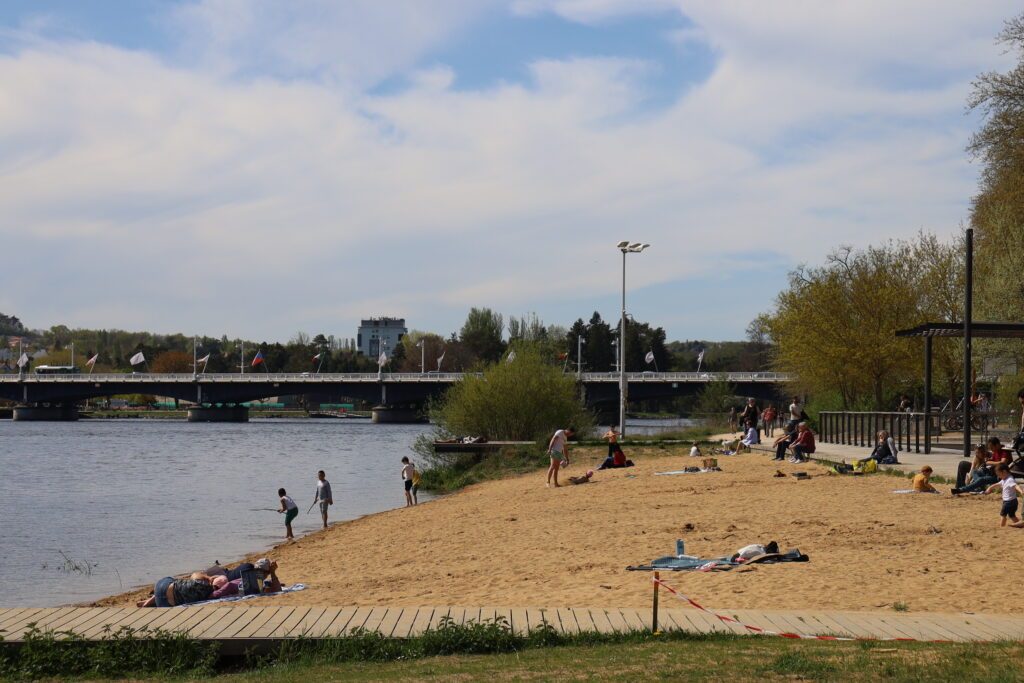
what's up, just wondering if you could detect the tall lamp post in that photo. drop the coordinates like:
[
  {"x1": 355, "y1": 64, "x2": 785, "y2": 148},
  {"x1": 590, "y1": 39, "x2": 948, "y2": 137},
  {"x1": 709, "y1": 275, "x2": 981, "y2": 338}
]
[{"x1": 617, "y1": 241, "x2": 649, "y2": 437}]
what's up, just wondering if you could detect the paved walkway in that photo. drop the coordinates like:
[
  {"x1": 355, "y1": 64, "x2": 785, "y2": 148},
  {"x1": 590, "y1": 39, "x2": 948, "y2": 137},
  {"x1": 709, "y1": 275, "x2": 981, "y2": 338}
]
[
  {"x1": 1, "y1": 605, "x2": 1021, "y2": 647},
  {"x1": 742, "y1": 439, "x2": 967, "y2": 480}
]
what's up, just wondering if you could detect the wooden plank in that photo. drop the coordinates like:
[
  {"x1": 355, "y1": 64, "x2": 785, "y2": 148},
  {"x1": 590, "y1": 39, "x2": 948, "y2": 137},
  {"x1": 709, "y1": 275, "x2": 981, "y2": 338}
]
[
  {"x1": 427, "y1": 606, "x2": 451, "y2": 631},
  {"x1": 602, "y1": 608, "x2": 630, "y2": 634},
  {"x1": 360, "y1": 607, "x2": 390, "y2": 635},
  {"x1": 873, "y1": 615, "x2": 936, "y2": 641},
  {"x1": 104, "y1": 607, "x2": 165, "y2": 634},
  {"x1": 446, "y1": 607, "x2": 467, "y2": 627},
  {"x1": 338, "y1": 607, "x2": 373, "y2": 635},
  {"x1": 821, "y1": 611, "x2": 895, "y2": 640},
  {"x1": 137, "y1": 606, "x2": 198, "y2": 635},
  {"x1": 587, "y1": 608, "x2": 617, "y2": 635},
  {"x1": 569, "y1": 608, "x2": 595, "y2": 633},
  {"x1": 678, "y1": 607, "x2": 734, "y2": 635},
  {"x1": 175, "y1": 607, "x2": 231, "y2": 637},
  {"x1": 477, "y1": 607, "x2": 497, "y2": 626},
  {"x1": 617, "y1": 608, "x2": 647, "y2": 633},
  {"x1": 509, "y1": 608, "x2": 530, "y2": 636},
  {"x1": 272, "y1": 607, "x2": 312, "y2": 638},
  {"x1": 234, "y1": 607, "x2": 283, "y2": 639},
  {"x1": 377, "y1": 608, "x2": 405, "y2": 638},
  {"x1": 193, "y1": 608, "x2": 251, "y2": 639},
  {"x1": 656, "y1": 609, "x2": 688, "y2": 634},
  {"x1": 789, "y1": 611, "x2": 853, "y2": 639},
  {"x1": 556, "y1": 608, "x2": 581, "y2": 635},
  {"x1": 493, "y1": 608, "x2": 513, "y2": 632},
  {"x1": 885, "y1": 615, "x2": 957, "y2": 642},
  {"x1": 0, "y1": 608, "x2": 39, "y2": 631},
  {"x1": 525, "y1": 608, "x2": 549, "y2": 632},
  {"x1": 409, "y1": 607, "x2": 435, "y2": 637},
  {"x1": 0, "y1": 608, "x2": 53, "y2": 635},
  {"x1": 3, "y1": 608, "x2": 78, "y2": 638},
  {"x1": 56, "y1": 608, "x2": 121, "y2": 639},
  {"x1": 322, "y1": 607, "x2": 360, "y2": 637},
  {"x1": 289, "y1": 607, "x2": 327, "y2": 638},
  {"x1": 307, "y1": 608, "x2": 345, "y2": 638},
  {"x1": 219, "y1": 608, "x2": 268, "y2": 639},
  {"x1": 387, "y1": 607, "x2": 417, "y2": 639},
  {"x1": 905, "y1": 615, "x2": 970, "y2": 642},
  {"x1": 79, "y1": 608, "x2": 136, "y2": 639},
  {"x1": 955, "y1": 615, "x2": 1010, "y2": 641},
  {"x1": 253, "y1": 606, "x2": 299, "y2": 638}
]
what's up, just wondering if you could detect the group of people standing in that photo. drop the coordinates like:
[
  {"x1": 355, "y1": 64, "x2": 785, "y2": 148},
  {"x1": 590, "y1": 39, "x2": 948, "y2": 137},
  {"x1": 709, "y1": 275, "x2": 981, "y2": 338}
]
[{"x1": 729, "y1": 396, "x2": 806, "y2": 437}]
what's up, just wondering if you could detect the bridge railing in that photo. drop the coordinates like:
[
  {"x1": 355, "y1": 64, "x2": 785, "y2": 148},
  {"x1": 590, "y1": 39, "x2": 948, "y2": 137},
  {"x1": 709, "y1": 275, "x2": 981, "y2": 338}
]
[
  {"x1": 819, "y1": 411, "x2": 930, "y2": 454},
  {"x1": 0, "y1": 371, "x2": 793, "y2": 383}
]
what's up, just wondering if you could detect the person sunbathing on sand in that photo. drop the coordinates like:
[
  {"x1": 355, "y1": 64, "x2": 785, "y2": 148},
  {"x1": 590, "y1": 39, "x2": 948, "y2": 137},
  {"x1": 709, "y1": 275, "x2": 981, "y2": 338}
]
[{"x1": 568, "y1": 470, "x2": 594, "y2": 485}]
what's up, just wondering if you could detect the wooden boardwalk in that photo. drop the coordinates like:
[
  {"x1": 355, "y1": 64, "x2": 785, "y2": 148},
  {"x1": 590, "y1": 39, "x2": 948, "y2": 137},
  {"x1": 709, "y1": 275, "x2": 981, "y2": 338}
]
[{"x1": 2, "y1": 606, "x2": 1022, "y2": 650}]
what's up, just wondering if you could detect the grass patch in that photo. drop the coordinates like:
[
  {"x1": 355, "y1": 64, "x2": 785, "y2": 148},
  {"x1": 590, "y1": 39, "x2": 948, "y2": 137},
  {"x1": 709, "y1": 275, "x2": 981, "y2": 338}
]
[
  {"x1": 417, "y1": 446, "x2": 551, "y2": 493},
  {"x1": 6, "y1": 619, "x2": 1023, "y2": 682}
]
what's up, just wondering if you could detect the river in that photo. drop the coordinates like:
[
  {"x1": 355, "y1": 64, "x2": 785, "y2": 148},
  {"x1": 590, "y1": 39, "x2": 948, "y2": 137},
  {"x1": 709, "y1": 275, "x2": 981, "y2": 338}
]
[{"x1": 0, "y1": 419, "x2": 433, "y2": 607}]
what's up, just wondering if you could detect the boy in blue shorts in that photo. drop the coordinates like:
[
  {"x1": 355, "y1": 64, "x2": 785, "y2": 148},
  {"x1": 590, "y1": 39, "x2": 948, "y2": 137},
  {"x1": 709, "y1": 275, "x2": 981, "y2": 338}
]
[{"x1": 985, "y1": 464, "x2": 1024, "y2": 527}]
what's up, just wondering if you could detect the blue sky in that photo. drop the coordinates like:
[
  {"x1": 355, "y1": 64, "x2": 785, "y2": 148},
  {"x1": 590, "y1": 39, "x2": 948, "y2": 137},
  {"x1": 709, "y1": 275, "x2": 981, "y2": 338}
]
[{"x1": 0, "y1": 1, "x2": 1016, "y2": 344}]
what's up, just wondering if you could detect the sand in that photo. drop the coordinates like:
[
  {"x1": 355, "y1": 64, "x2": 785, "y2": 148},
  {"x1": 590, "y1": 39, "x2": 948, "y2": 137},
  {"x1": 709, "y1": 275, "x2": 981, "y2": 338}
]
[{"x1": 97, "y1": 445, "x2": 1016, "y2": 614}]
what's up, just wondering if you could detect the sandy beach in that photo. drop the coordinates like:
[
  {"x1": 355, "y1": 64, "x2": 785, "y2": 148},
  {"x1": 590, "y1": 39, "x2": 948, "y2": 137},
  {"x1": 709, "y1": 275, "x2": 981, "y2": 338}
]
[{"x1": 96, "y1": 444, "x2": 1016, "y2": 614}]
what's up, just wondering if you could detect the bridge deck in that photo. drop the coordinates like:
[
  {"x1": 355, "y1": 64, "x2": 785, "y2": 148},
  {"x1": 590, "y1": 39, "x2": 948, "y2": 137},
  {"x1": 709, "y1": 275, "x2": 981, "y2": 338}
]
[{"x1": 1, "y1": 605, "x2": 1020, "y2": 649}]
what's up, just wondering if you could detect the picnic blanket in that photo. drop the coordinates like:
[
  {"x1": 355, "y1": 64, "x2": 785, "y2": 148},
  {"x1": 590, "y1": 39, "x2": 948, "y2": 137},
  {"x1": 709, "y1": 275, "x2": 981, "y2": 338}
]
[
  {"x1": 176, "y1": 583, "x2": 307, "y2": 607},
  {"x1": 893, "y1": 490, "x2": 941, "y2": 494},
  {"x1": 655, "y1": 468, "x2": 720, "y2": 476},
  {"x1": 626, "y1": 550, "x2": 808, "y2": 572}
]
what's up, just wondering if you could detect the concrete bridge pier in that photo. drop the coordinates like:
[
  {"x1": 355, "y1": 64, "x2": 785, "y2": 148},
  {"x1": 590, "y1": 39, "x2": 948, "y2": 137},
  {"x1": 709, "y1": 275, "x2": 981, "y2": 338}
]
[
  {"x1": 13, "y1": 404, "x2": 79, "y2": 421},
  {"x1": 187, "y1": 406, "x2": 249, "y2": 423}
]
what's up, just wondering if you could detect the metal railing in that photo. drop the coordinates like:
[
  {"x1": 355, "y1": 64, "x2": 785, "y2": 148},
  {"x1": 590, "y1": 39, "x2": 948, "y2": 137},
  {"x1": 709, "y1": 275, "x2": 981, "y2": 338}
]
[
  {"x1": 818, "y1": 411, "x2": 929, "y2": 454},
  {"x1": 0, "y1": 371, "x2": 794, "y2": 384}
]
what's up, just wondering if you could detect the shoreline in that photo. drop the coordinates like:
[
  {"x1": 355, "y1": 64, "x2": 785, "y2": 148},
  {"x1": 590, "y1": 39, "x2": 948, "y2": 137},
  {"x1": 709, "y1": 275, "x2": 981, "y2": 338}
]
[{"x1": 90, "y1": 442, "x2": 1024, "y2": 615}]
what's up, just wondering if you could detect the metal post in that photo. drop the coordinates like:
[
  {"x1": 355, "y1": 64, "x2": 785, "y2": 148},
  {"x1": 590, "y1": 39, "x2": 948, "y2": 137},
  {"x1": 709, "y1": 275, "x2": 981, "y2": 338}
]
[
  {"x1": 652, "y1": 571, "x2": 660, "y2": 633},
  {"x1": 240, "y1": 342, "x2": 244, "y2": 374},
  {"x1": 577, "y1": 334, "x2": 584, "y2": 380},
  {"x1": 70, "y1": 342, "x2": 74, "y2": 370},
  {"x1": 420, "y1": 341, "x2": 425, "y2": 375},
  {"x1": 924, "y1": 336, "x2": 932, "y2": 454},
  {"x1": 963, "y1": 228, "x2": 973, "y2": 458},
  {"x1": 620, "y1": 250, "x2": 627, "y2": 437},
  {"x1": 193, "y1": 336, "x2": 197, "y2": 380}
]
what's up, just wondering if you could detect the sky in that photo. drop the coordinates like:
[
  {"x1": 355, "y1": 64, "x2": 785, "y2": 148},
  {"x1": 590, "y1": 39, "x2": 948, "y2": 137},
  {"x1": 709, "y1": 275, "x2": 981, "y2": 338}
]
[{"x1": 0, "y1": 1, "x2": 1017, "y2": 343}]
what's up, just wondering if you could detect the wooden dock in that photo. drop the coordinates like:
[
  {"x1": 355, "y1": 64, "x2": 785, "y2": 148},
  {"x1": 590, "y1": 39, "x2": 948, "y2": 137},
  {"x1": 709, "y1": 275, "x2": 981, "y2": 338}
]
[{"x1": 2, "y1": 606, "x2": 1022, "y2": 653}]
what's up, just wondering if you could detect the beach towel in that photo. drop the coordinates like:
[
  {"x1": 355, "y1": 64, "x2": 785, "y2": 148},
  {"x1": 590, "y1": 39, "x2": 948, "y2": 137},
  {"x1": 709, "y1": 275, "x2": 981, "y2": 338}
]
[
  {"x1": 655, "y1": 468, "x2": 721, "y2": 476},
  {"x1": 893, "y1": 489, "x2": 940, "y2": 494},
  {"x1": 626, "y1": 547, "x2": 808, "y2": 572},
  {"x1": 175, "y1": 583, "x2": 307, "y2": 607}
]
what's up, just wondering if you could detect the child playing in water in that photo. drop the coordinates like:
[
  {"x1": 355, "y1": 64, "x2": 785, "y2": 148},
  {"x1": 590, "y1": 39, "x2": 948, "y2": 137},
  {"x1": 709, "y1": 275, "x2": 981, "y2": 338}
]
[
  {"x1": 985, "y1": 463, "x2": 1024, "y2": 527},
  {"x1": 277, "y1": 488, "x2": 298, "y2": 540}
]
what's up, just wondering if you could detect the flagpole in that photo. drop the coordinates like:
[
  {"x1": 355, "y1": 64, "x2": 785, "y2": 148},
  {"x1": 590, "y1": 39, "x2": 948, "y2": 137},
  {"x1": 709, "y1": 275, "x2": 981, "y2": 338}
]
[
  {"x1": 71, "y1": 342, "x2": 74, "y2": 371},
  {"x1": 240, "y1": 342, "x2": 244, "y2": 374},
  {"x1": 193, "y1": 336, "x2": 197, "y2": 380}
]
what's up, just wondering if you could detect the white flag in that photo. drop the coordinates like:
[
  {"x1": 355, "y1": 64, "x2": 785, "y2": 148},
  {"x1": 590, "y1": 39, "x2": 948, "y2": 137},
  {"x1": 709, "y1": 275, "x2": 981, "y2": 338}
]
[
  {"x1": 85, "y1": 354, "x2": 98, "y2": 367},
  {"x1": 506, "y1": 350, "x2": 516, "y2": 363},
  {"x1": 378, "y1": 351, "x2": 388, "y2": 367},
  {"x1": 697, "y1": 349, "x2": 705, "y2": 364},
  {"x1": 16, "y1": 353, "x2": 29, "y2": 368},
  {"x1": 129, "y1": 352, "x2": 146, "y2": 366},
  {"x1": 436, "y1": 351, "x2": 445, "y2": 371},
  {"x1": 645, "y1": 351, "x2": 655, "y2": 365},
  {"x1": 197, "y1": 354, "x2": 211, "y2": 365},
  {"x1": 312, "y1": 353, "x2": 321, "y2": 360}
]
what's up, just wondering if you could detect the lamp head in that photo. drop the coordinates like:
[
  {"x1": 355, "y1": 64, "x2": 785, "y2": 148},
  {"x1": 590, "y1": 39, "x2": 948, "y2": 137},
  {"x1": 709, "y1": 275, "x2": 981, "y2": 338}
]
[
  {"x1": 628, "y1": 242, "x2": 642, "y2": 250},
  {"x1": 616, "y1": 240, "x2": 630, "y2": 248}
]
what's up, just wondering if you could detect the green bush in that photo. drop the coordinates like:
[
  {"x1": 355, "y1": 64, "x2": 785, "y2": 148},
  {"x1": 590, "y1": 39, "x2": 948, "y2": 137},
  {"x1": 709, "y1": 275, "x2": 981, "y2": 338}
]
[{"x1": 431, "y1": 347, "x2": 593, "y2": 442}]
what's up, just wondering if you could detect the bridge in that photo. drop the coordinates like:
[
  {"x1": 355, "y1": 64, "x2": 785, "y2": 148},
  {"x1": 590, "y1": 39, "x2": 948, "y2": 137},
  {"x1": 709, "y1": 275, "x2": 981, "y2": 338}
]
[{"x1": 0, "y1": 371, "x2": 792, "y2": 421}]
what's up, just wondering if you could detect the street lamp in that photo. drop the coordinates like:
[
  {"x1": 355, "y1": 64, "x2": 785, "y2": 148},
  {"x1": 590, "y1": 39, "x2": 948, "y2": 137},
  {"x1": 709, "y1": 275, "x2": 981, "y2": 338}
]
[
  {"x1": 617, "y1": 241, "x2": 649, "y2": 437},
  {"x1": 576, "y1": 333, "x2": 586, "y2": 380},
  {"x1": 417, "y1": 339, "x2": 425, "y2": 374}
]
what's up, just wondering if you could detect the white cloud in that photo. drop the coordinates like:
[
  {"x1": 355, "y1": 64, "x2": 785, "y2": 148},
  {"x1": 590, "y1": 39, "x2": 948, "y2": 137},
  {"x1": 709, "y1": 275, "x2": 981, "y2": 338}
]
[{"x1": 0, "y1": 1, "x2": 1017, "y2": 340}]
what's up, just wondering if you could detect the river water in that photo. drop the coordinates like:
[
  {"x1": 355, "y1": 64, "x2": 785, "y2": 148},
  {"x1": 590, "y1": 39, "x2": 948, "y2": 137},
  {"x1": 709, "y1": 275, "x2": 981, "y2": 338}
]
[
  {"x1": 0, "y1": 419, "x2": 432, "y2": 607},
  {"x1": 0, "y1": 416, "x2": 698, "y2": 608}
]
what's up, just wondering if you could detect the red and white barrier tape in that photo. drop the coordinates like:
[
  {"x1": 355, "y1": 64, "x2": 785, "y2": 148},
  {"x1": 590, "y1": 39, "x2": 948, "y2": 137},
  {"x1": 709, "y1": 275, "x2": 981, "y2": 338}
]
[{"x1": 653, "y1": 576, "x2": 950, "y2": 643}]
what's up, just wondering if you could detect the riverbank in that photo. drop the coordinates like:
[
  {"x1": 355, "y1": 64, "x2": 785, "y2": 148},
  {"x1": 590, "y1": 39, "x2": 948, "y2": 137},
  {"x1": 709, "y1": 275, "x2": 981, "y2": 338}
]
[{"x1": 92, "y1": 441, "x2": 1024, "y2": 614}]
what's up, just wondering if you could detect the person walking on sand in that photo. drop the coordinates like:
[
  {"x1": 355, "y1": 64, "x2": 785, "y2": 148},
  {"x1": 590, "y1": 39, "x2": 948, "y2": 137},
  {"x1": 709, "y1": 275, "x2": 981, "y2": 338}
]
[
  {"x1": 277, "y1": 488, "x2": 299, "y2": 540},
  {"x1": 986, "y1": 464, "x2": 1024, "y2": 527},
  {"x1": 546, "y1": 426, "x2": 576, "y2": 487},
  {"x1": 401, "y1": 456, "x2": 418, "y2": 507},
  {"x1": 312, "y1": 470, "x2": 333, "y2": 529}
]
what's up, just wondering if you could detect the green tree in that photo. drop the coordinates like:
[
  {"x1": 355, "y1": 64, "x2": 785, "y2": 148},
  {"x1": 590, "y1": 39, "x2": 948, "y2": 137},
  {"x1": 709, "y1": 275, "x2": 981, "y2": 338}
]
[
  {"x1": 459, "y1": 308, "x2": 505, "y2": 364},
  {"x1": 432, "y1": 346, "x2": 593, "y2": 441}
]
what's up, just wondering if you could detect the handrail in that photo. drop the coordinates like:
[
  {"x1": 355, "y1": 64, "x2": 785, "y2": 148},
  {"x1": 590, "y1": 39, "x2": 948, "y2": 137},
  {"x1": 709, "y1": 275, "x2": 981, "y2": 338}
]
[{"x1": 0, "y1": 371, "x2": 794, "y2": 383}]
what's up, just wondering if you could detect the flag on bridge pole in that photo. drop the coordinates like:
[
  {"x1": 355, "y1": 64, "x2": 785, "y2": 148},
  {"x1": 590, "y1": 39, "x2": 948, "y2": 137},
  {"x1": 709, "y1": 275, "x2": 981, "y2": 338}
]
[
  {"x1": 197, "y1": 354, "x2": 210, "y2": 373},
  {"x1": 129, "y1": 352, "x2": 146, "y2": 366},
  {"x1": 696, "y1": 349, "x2": 705, "y2": 372},
  {"x1": 17, "y1": 353, "x2": 29, "y2": 368},
  {"x1": 86, "y1": 354, "x2": 98, "y2": 373},
  {"x1": 644, "y1": 351, "x2": 655, "y2": 365},
  {"x1": 436, "y1": 351, "x2": 445, "y2": 372},
  {"x1": 378, "y1": 351, "x2": 388, "y2": 367},
  {"x1": 251, "y1": 351, "x2": 264, "y2": 367}
]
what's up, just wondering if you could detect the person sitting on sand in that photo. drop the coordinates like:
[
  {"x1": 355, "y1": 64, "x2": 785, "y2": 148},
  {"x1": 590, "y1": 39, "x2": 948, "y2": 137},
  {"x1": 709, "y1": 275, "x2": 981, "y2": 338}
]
[
  {"x1": 546, "y1": 426, "x2": 576, "y2": 487},
  {"x1": 986, "y1": 463, "x2": 1024, "y2": 527},
  {"x1": 912, "y1": 466, "x2": 937, "y2": 493},
  {"x1": 952, "y1": 445, "x2": 998, "y2": 495},
  {"x1": 987, "y1": 437, "x2": 1013, "y2": 467},
  {"x1": 861, "y1": 430, "x2": 898, "y2": 466},
  {"x1": 723, "y1": 419, "x2": 759, "y2": 453},
  {"x1": 568, "y1": 470, "x2": 594, "y2": 485},
  {"x1": 137, "y1": 573, "x2": 214, "y2": 608},
  {"x1": 787, "y1": 422, "x2": 815, "y2": 463},
  {"x1": 689, "y1": 441, "x2": 702, "y2": 457}
]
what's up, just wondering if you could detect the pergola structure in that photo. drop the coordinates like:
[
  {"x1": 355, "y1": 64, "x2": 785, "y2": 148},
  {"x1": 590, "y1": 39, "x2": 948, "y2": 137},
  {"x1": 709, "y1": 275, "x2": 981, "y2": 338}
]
[{"x1": 895, "y1": 322, "x2": 1024, "y2": 453}]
